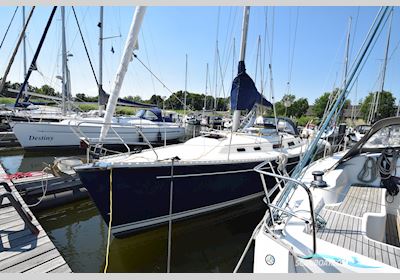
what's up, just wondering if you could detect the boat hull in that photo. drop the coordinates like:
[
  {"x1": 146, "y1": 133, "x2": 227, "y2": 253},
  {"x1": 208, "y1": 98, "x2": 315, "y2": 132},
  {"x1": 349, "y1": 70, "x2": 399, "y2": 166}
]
[
  {"x1": 76, "y1": 157, "x2": 299, "y2": 238},
  {"x1": 11, "y1": 121, "x2": 185, "y2": 148}
]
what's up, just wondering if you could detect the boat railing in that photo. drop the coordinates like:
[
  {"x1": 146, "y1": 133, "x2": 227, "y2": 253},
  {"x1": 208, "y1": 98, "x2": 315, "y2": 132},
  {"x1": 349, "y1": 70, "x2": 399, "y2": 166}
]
[
  {"x1": 67, "y1": 120, "x2": 159, "y2": 161},
  {"x1": 253, "y1": 160, "x2": 317, "y2": 258}
]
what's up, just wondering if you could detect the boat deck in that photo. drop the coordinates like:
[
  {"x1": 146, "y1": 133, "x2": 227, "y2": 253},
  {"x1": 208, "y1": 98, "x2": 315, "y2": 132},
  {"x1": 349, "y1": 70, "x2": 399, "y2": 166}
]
[
  {"x1": 0, "y1": 164, "x2": 72, "y2": 273},
  {"x1": 317, "y1": 186, "x2": 400, "y2": 269}
]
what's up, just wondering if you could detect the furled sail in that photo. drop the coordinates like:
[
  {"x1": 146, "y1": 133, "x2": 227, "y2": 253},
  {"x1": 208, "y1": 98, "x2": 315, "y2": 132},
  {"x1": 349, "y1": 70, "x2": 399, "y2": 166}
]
[{"x1": 230, "y1": 61, "x2": 272, "y2": 111}]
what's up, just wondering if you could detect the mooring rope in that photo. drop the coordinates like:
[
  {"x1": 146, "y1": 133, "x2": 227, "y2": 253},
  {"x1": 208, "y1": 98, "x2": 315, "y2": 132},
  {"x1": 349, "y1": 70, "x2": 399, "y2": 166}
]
[
  {"x1": 167, "y1": 157, "x2": 178, "y2": 273},
  {"x1": 104, "y1": 168, "x2": 113, "y2": 273},
  {"x1": 26, "y1": 166, "x2": 50, "y2": 207}
]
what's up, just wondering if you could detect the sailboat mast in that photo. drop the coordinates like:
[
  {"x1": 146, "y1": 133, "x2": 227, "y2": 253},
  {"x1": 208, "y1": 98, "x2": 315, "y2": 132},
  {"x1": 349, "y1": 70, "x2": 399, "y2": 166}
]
[
  {"x1": 0, "y1": 7, "x2": 35, "y2": 95},
  {"x1": 343, "y1": 17, "x2": 352, "y2": 86},
  {"x1": 367, "y1": 9, "x2": 393, "y2": 124},
  {"x1": 184, "y1": 54, "x2": 188, "y2": 115},
  {"x1": 204, "y1": 63, "x2": 208, "y2": 111},
  {"x1": 397, "y1": 99, "x2": 400, "y2": 117},
  {"x1": 99, "y1": 6, "x2": 146, "y2": 141},
  {"x1": 98, "y1": 6, "x2": 104, "y2": 115},
  {"x1": 22, "y1": 7, "x2": 27, "y2": 81},
  {"x1": 332, "y1": 16, "x2": 352, "y2": 124},
  {"x1": 61, "y1": 7, "x2": 68, "y2": 116},
  {"x1": 374, "y1": 8, "x2": 393, "y2": 118},
  {"x1": 15, "y1": 7, "x2": 56, "y2": 106},
  {"x1": 232, "y1": 6, "x2": 250, "y2": 132}
]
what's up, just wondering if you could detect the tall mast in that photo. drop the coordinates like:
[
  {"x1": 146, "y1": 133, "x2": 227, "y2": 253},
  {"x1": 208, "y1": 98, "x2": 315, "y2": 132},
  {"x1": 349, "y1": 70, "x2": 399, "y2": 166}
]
[
  {"x1": 333, "y1": 16, "x2": 352, "y2": 124},
  {"x1": 22, "y1": 6, "x2": 28, "y2": 95},
  {"x1": 203, "y1": 63, "x2": 208, "y2": 111},
  {"x1": 0, "y1": 7, "x2": 35, "y2": 95},
  {"x1": 100, "y1": 6, "x2": 146, "y2": 141},
  {"x1": 214, "y1": 40, "x2": 218, "y2": 111},
  {"x1": 374, "y1": 8, "x2": 393, "y2": 117},
  {"x1": 61, "y1": 7, "x2": 68, "y2": 116},
  {"x1": 368, "y1": 8, "x2": 393, "y2": 124},
  {"x1": 232, "y1": 6, "x2": 250, "y2": 132},
  {"x1": 184, "y1": 54, "x2": 188, "y2": 115},
  {"x1": 342, "y1": 17, "x2": 352, "y2": 87},
  {"x1": 98, "y1": 6, "x2": 104, "y2": 115}
]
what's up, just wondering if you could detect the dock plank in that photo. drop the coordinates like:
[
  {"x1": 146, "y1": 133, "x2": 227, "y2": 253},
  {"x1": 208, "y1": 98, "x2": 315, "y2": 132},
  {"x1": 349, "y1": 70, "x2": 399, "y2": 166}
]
[
  {"x1": 24, "y1": 256, "x2": 67, "y2": 273},
  {"x1": 0, "y1": 163, "x2": 72, "y2": 273},
  {"x1": 2, "y1": 248, "x2": 60, "y2": 273},
  {"x1": 49, "y1": 263, "x2": 72, "y2": 273}
]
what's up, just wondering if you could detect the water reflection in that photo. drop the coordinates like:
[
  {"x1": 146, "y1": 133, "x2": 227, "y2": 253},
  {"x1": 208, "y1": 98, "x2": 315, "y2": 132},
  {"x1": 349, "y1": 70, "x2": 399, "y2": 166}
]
[{"x1": 36, "y1": 197, "x2": 264, "y2": 272}]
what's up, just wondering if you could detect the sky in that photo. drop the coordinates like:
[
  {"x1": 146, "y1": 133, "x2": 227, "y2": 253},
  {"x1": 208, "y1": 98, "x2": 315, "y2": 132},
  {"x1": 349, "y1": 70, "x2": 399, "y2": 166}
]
[{"x1": 0, "y1": 6, "x2": 399, "y2": 105}]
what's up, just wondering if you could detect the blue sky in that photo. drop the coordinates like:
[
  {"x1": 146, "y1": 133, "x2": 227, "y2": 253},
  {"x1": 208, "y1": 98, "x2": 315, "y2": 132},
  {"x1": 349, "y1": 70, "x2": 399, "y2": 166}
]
[{"x1": 0, "y1": 6, "x2": 399, "y2": 105}]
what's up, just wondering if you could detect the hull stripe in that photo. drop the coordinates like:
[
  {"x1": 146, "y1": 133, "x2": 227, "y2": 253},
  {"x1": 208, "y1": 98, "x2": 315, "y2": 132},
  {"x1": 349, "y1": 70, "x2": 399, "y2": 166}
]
[
  {"x1": 111, "y1": 191, "x2": 265, "y2": 235},
  {"x1": 155, "y1": 160, "x2": 298, "y2": 179}
]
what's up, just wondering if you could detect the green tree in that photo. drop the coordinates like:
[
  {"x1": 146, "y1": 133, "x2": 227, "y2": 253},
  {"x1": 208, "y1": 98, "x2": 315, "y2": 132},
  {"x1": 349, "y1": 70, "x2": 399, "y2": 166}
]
[
  {"x1": 313, "y1": 92, "x2": 331, "y2": 118},
  {"x1": 148, "y1": 94, "x2": 164, "y2": 108},
  {"x1": 359, "y1": 91, "x2": 396, "y2": 122},
  {"x1": 125, "y1": 95, "x2": 143, "y2": 103},
  {"x1": 288, "y1": 97, "x2": 309, "y2": 118},
  {"x1": 38, "y1": 84, "x2": 60, "y2": 97},
  {"x1": 274, "y1": 101, "x2": 285, "y2": 116},
  {"x1": 75, "y1": 93, "x2": 87, "y2": 101}
]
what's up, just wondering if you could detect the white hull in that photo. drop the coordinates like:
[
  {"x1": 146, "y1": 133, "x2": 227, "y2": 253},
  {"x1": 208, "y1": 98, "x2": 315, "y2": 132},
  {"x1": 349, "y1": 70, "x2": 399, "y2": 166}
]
[{"x1": 12, "y1": 120, "x2": 185, "y2": 148}]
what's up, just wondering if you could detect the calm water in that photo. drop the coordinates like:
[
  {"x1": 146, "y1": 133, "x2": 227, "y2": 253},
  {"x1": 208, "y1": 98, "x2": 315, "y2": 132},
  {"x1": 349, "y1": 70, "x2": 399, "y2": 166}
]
[
  {"x1": 35, "y1": 198, "x2": 264, "y2": 272},
  {"x1": 0, "y1": 124, "x2": 265, "y2": 272}
]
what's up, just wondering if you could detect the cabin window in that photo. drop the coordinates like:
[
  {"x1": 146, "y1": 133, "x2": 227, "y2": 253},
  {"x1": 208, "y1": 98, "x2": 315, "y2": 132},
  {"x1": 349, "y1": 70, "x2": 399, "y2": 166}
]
[
  {"x1": 273, "y1": 144, "x2": 282, "y2": 149},
  {"x1": 143, "y1": 110, "x2": 159, "y2": 121},
  {"x1": 237, "y1": 148, "x2": 246, "y2": 152},
  {"x1": 254, "y1": 146, "x2": 261, "y2": 151},
  {"x1": 288, "y1": 142, "x2": 295, "y2": 146}
]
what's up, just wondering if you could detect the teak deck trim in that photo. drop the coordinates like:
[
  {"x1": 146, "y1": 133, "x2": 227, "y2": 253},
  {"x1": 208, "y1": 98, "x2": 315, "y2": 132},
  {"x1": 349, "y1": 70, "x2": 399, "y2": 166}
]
[{"x1": 317, "y1": 186, "x2": 400, "y2": 269}]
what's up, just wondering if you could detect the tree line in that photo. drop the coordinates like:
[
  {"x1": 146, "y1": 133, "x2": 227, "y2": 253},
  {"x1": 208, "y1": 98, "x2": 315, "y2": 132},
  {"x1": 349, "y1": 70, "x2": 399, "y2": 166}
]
[{"x1": 1, "y1": 81, "x2": 397, "y2": 122}]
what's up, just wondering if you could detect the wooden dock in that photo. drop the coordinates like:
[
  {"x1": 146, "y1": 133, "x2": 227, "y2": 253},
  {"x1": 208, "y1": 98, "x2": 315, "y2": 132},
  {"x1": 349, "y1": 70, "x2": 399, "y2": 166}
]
[
  {"x1": 0, "y1": 163, "x2": 72, "y2": 273},
  {"x1": 0, "y1": 132, "x2": 20, "y2": 148}
]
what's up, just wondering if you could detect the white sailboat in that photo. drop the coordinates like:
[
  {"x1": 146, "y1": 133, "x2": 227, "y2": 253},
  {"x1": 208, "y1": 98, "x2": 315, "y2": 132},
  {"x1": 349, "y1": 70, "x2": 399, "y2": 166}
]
[{"x1": 10, "y1": 6, "x2": 185, "y2": 149}]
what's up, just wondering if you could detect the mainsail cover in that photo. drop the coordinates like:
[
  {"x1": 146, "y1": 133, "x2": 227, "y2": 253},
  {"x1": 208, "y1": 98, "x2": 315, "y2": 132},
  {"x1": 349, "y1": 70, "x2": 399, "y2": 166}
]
[
  {"x1": 230, "y1": 61, "x2": 272, "y2": 111},
  {"x1": 99, "y1": 88, "x2": 155, "y2": 108}
]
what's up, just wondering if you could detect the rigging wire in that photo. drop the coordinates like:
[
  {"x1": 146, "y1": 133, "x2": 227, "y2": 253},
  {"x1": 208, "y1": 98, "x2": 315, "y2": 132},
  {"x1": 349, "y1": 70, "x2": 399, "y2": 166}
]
[
  {"x1": 0, "y1": 7, "x2": 19, "y2": 51},
  {"x1": 132, "y1": 52, "x2": 187, "y2": 108},
  {"x1": 216, "y1": 46, "x2": 226, "y2": 100},
  {"x1": 349, "y1": 7, "x2": 360, "y2": 64},
  {"x1": 263, "y1": 7, "x2": 275, "y2": 92},
  {"x1": 68, "y1": 7, "x2": 90, "y2": 51},
  {"x1": 212, "y1": 7, "x2": 221, "y2": 110},
  {"x1": 286, "y1": 7, "x2": 299, "y2": 96},
  {"x1": 220, "y1": 7, "x2": 239, "y2": 93},
  {"x1": 140, "y1": 29, "x2": 157, "y2": 96},
  {"x1": 71, "y1": 6, "x2": 99, "y2": 85}
]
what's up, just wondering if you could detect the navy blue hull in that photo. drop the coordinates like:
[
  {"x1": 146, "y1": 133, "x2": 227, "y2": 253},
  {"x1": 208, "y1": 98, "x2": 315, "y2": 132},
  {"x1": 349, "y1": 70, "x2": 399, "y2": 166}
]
[{"x1": 76, "y1": 157, "x2": 299, "y2": 237}]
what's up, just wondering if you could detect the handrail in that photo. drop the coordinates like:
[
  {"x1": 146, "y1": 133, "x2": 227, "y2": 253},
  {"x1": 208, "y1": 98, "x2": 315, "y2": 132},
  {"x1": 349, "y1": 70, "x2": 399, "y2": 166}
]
[
  {"x1": 67, "y1": 119, "x2": 159, "y2": 160},
  {"x1": 254, "y1": 161, "x2": 317, "y2": 258}
]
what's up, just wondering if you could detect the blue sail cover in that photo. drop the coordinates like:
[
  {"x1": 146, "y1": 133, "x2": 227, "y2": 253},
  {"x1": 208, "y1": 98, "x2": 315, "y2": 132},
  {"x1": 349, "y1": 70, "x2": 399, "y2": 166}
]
[{"x1": 230, "y1": 61, "x2": 272, "y2": 110}]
